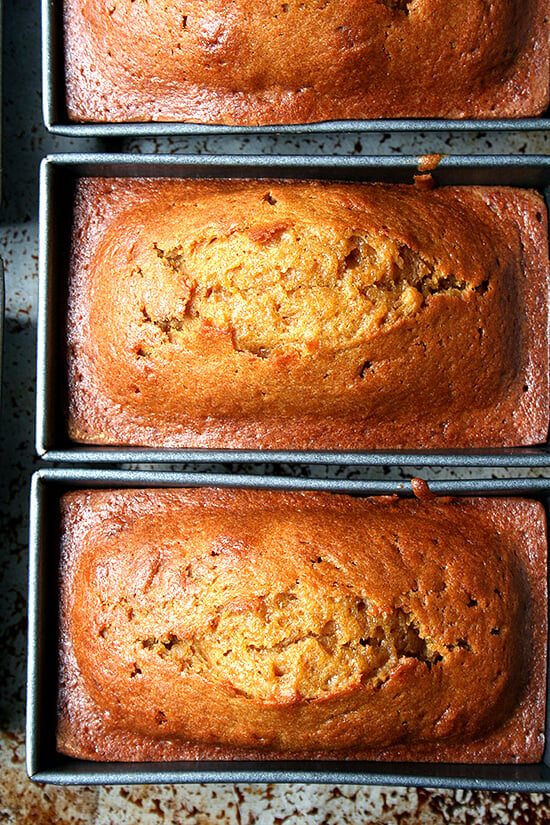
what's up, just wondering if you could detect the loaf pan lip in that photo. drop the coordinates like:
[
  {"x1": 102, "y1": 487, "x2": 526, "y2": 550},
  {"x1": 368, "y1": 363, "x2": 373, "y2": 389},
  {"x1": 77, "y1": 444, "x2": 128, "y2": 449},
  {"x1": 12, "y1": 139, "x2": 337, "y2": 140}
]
[
  {"x1": 26, "y1": 469, "x2": 550, "y2": 788},
  {"x1": 37, "y1": 152, "x2": 550, "y2": 465},
  {"x1": 42, "y1": 0, "x2": 550, "y2": 135}
]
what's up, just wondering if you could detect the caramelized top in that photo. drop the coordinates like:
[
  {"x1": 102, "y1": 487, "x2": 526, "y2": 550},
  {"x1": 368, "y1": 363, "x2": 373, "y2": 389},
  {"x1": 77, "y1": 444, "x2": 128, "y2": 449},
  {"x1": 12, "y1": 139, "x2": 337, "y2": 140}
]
[{"x1": 64, "y1": 1, "x2": 549, "y2": 122}]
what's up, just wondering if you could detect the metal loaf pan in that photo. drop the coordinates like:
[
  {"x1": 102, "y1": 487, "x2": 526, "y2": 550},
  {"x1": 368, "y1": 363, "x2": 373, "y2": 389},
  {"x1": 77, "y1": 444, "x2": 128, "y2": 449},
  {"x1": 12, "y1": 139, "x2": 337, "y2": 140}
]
[
  {"x1": 43, "y1": 0, "x2": 550, "y2": 136},
  {"x1": 26, "y1": 469, "x2": 550, "y2": 788},
  {"x1": 37, "y1": 153, "x2": 550, "y2": 466}
]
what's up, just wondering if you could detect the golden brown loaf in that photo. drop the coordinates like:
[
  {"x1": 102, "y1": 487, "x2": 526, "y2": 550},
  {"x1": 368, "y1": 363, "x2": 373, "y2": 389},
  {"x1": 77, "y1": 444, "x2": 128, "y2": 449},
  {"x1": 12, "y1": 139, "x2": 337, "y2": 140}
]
[
  {"x1": 66, "y1": 178, "x2": 550, "y2": 450},
  {"x1": 57, "y1": 489, "x2": 547, "y2": 762},
  {"x1": 63, "y1": 1, "x2": 549, "y2": 123}
]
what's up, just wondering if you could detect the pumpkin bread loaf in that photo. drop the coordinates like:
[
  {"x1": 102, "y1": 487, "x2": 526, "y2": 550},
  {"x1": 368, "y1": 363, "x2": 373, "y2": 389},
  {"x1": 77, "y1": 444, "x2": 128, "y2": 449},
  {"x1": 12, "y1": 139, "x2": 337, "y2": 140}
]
[
  {"x1": 66, "y1": 178, "x2": 550, "y2": 450},
  {"x1": 57, "y1": 489, "x2": 547, "y2": 762},
  {"x1": 63, "y1": 1, "x2": 549, "y2": 123}
]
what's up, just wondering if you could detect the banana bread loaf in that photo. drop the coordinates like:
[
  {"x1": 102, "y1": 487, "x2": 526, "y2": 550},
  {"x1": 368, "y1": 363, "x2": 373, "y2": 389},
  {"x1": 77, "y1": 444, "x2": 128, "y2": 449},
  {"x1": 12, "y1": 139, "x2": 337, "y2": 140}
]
[
  {"x1": 57, "y1": 488, "x2": 547, "y2": 762},
  {"x1": 63, "y1": 1, "x2": 549, "y2": 123},
  {"x1": 65, "y1": 178, "x2": 550, "y2": 450}
]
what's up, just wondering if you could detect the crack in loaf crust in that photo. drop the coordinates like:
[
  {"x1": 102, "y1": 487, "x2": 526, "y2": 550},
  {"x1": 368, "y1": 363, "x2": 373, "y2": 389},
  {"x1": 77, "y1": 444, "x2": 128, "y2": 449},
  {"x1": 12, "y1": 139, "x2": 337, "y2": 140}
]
[
  {"x1": 66, "y1": 178, "x2": 550, "y2": 450},
  {"x1": 57, "y1": 489, "x2": 548, "y2": 762},
  {"x1": 63, "y1": 1, "x2": 549, "y2": 123}
]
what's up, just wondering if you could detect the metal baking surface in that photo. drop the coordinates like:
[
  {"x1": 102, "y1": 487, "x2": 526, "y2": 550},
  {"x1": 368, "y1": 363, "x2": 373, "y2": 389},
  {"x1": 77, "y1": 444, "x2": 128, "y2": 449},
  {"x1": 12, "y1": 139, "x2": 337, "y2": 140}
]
[
  {"x1": 0, "y1": 259, "x2": 5, "y2": 408},
  {"x1": 26, "y1": 468, "x2": 550, "y2": 788},
  {"x1": 0, "y1": 0, "x2": 3, "y2": 201},
  {"x1": 42, "y1": 0, "x2": 550, "y2": 136},
  {"x1": 37, "y1": 153, "x2": 550, "y2": 466}
]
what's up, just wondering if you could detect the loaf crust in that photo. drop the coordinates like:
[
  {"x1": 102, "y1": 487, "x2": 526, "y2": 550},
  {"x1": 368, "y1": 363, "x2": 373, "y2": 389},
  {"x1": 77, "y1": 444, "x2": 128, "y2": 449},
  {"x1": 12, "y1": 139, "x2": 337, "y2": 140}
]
[
  {"x1": 63, "y1": 1, "x2": 550, "y2": 123},
  {"x1": 66, "y1": 178, "x2": 550, "y2": 450},
  {"x1": 57, "y1": 489, "x2": 547, "y2": 763}
]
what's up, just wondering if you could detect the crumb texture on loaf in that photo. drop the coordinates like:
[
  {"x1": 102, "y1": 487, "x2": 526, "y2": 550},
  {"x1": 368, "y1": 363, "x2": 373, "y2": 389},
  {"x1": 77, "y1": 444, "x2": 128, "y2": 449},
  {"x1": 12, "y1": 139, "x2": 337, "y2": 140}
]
[
  {"x1": 57, "y1": 489, "x2": 548, "y2": 762},
  {"x1": 66, "y1": 178, "x2": 550, "y2": 450},
  {"x1": 149, "y1": 226, "x2": 478, "y2": 357},
  {"x1": 63, "y1": 1, "x2": 549, "y2": 122},
  {"x1": 99, "y1": 582, "x2": 445, "y2": 703}
]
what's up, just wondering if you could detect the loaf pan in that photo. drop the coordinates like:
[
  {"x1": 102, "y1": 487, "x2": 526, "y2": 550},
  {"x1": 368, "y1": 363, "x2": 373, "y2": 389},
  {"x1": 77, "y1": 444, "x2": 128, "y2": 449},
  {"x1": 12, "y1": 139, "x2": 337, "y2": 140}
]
[
  {"x1": 26, "y1": 469, "x2": 550, "y2": 789},
  {"x1": 43, "y1": 0, "x2": 550, "y2": 136},
  {"x1": 37, "y1": 153, "x2": 550, "y2": 466}
]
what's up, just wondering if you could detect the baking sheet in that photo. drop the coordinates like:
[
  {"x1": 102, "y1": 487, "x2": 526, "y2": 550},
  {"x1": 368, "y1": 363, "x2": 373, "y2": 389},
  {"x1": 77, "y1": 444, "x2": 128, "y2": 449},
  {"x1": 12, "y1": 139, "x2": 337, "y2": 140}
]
[
  {"x1": 36, "y1": 153, "x2": 550, "y2": 465},
  {"x1": 0, "y1": 259, "x2": 5, "y2": 409},
  {"x1": 26, "y1": 469, "x2": 550, "y2": 789}
]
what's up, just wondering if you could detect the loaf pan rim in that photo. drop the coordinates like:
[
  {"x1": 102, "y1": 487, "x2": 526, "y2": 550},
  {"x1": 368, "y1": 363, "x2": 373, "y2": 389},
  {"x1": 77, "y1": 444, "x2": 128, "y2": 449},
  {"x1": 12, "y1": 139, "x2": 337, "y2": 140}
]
[
  {"x1": 36, "y1": 153, "x2": 550, "y2": 464},
  {"x1": 42, "y1": 0, "x2": 550, "y2": 135},
  {"x1": 26, "y1": 469, "x2": 550, "y2": 788}
]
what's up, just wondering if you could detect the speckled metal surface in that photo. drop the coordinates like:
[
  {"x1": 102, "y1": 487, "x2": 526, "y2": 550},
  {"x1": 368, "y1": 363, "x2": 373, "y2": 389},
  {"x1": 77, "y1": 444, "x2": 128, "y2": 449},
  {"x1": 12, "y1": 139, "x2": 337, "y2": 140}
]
[{"x1": 0, "y1": 0, "x2": 549, "y2": 821}]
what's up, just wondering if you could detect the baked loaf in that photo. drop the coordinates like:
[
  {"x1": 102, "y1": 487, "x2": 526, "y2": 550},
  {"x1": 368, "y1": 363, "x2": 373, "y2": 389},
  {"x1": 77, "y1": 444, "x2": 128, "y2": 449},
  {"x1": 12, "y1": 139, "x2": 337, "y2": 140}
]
[
  {"x1": 63, "y1": 1, "x2": 550, "y2": 123},
  {"x1": 66, "y1": 178, "x2": 550, "y2": 450},
  {"x1": 57, "y1": 488, "x2": 547, "y2": 762}
]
